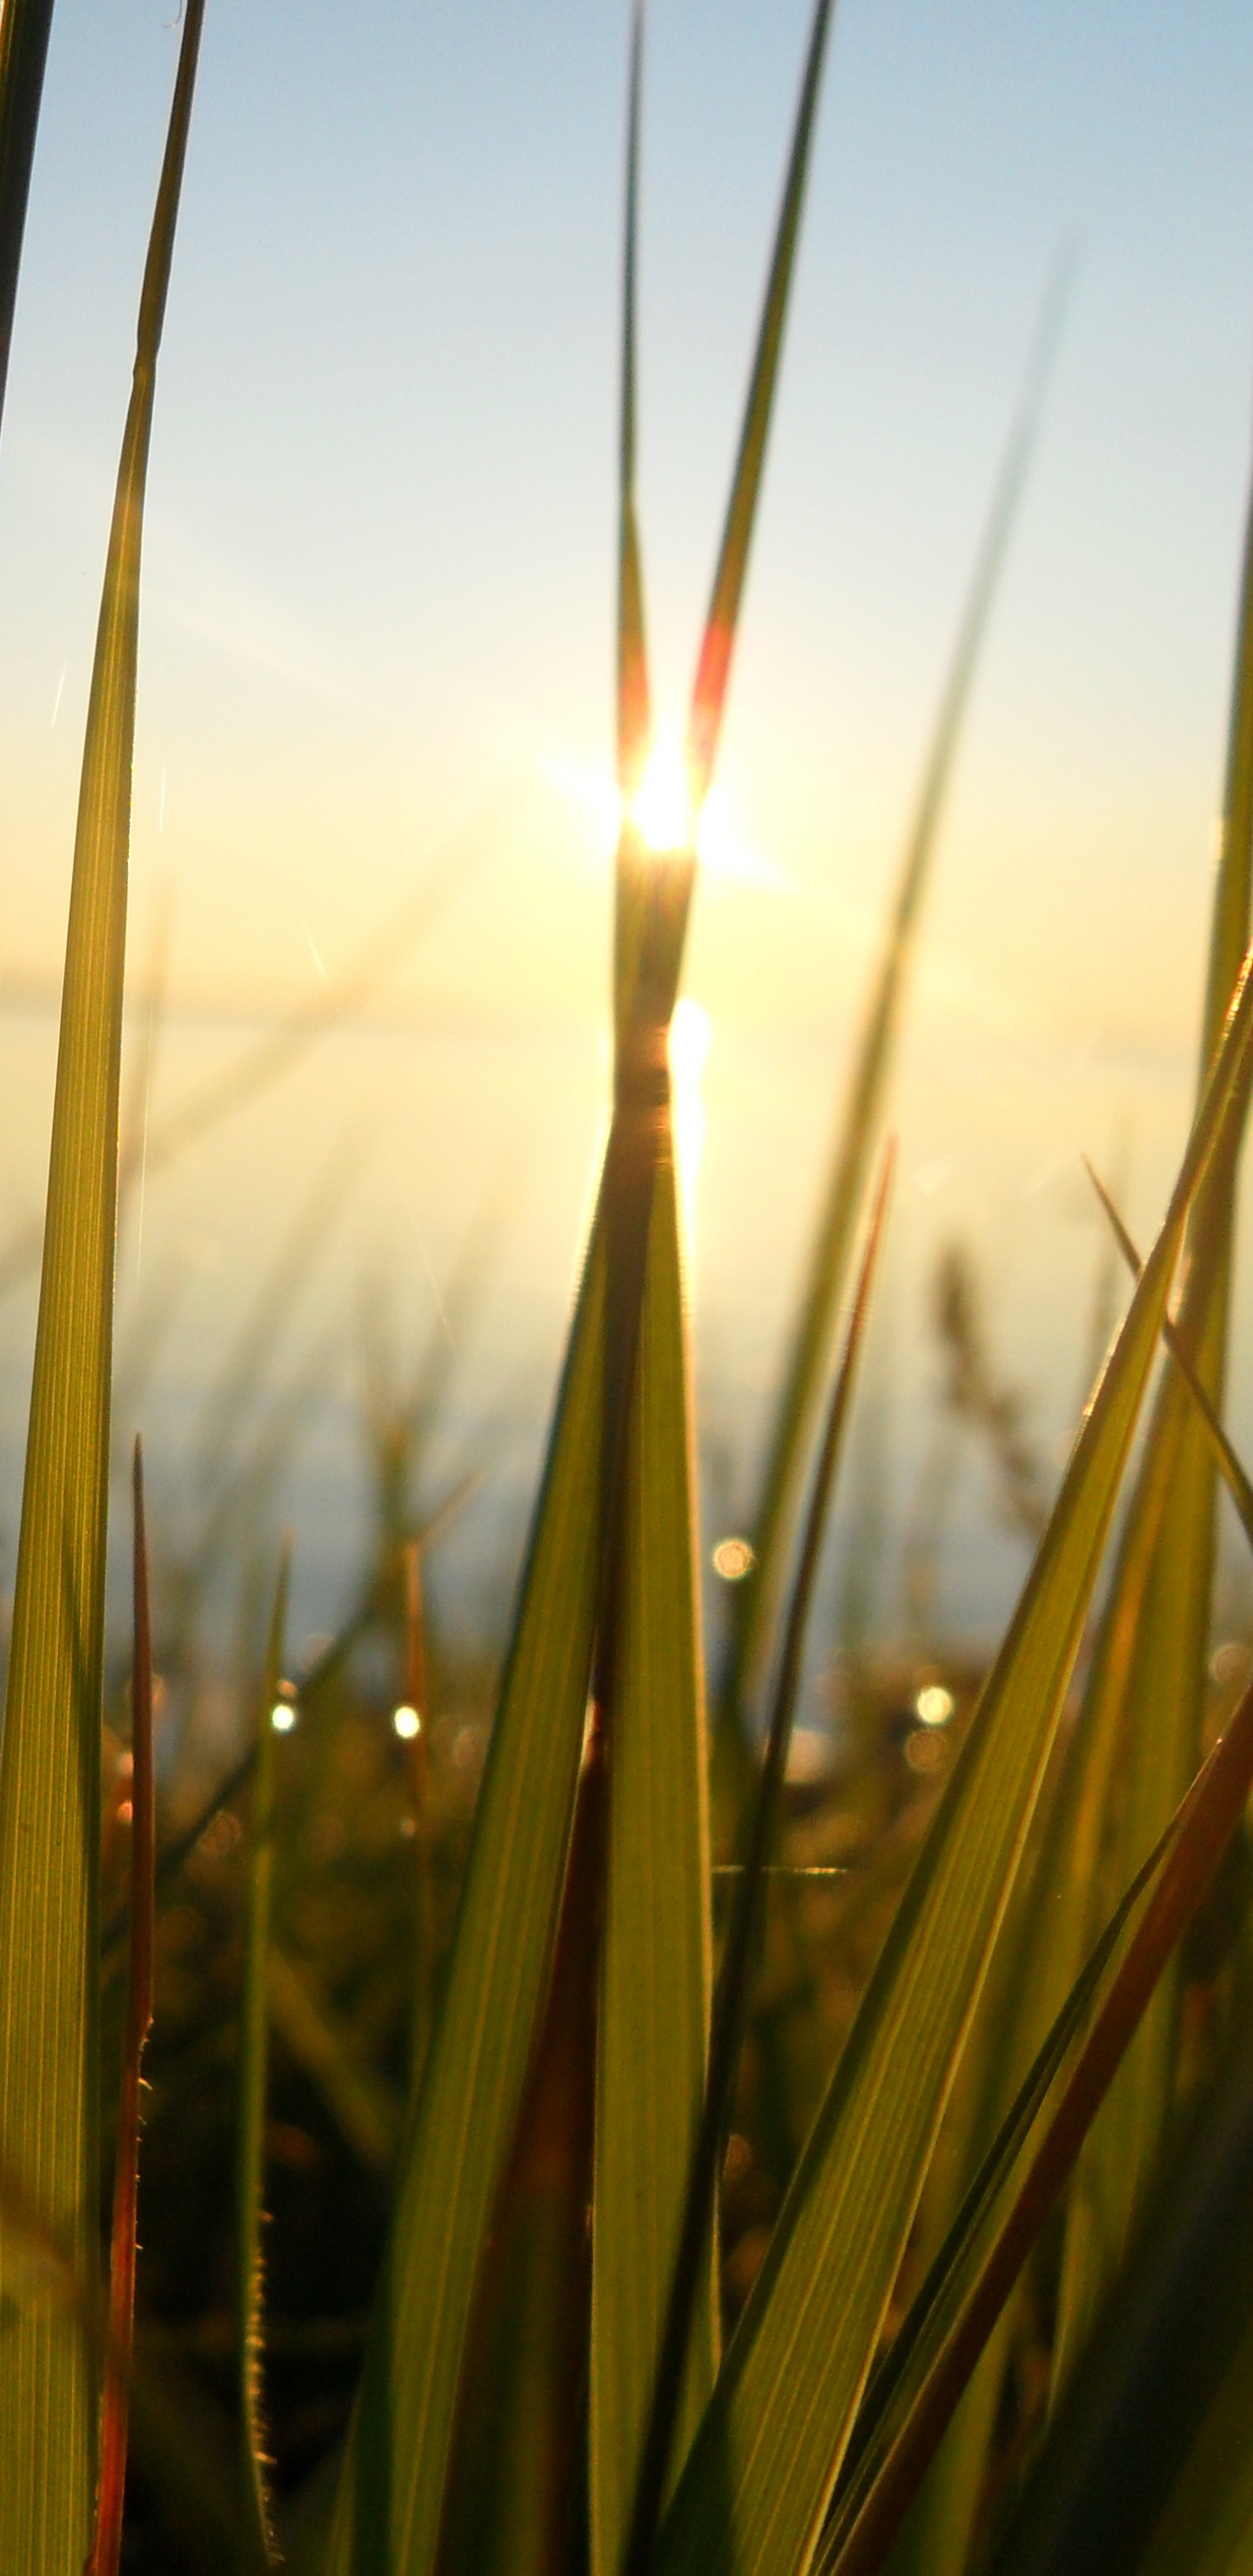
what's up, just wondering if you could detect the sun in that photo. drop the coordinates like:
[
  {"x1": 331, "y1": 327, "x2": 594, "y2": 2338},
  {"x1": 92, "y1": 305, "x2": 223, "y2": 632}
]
[{"x1": 629, "y1": 723, "x2": 697, "y2": 855}]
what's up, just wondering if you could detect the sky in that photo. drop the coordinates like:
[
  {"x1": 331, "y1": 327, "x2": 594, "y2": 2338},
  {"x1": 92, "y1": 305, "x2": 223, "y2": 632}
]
[{"x1": 2, "y1": 0, "x2": 1253, "y2": 1654}]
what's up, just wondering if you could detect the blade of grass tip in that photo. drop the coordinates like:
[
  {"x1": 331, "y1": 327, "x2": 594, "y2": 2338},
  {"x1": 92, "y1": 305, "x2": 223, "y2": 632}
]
[
  {"x1": 403, "y1": 1538, "x2": 436, "y2": 2099},
  {"x1": 818, "y1": 1671, "x2": 1253, "y2": 2576},
  {"x1": 623, "y1": 1142, "x2": 894, "y2": 2576},
  {"x1": 89, "y1": 1440, "x2": 157, "y2": 2576},
  {"x1": 617, "y1": 0, "x2": 649, "y2": 802},
  {"x1": 1084, "y1": 1160, "x2": 1253, "y2": 1546},
  {"x1": 685, "y1": 0, "x2": 836, "y2": 811},
  {"x1": 0, "y1": 10, "x2": 204, "y2": 2561},
  {"x1": 651, "y1": 942, "x2": 1253, "y2": 2576},
  {"x1": 236, "y1": 1542, "x2": 291, "y2": 2575},
  {"x1": 1049, "y1": 429, "x2": 1253, "y2": 2396},
  {"x1": 613, "y1": 0, "x2": 653, "y2": 1041},
  {"x1": 0, "y1": 0, "x2": 57, "y2": 432},
  {"x1": 728, "y1": 258, "x2": 1073, "y2": 1729}
]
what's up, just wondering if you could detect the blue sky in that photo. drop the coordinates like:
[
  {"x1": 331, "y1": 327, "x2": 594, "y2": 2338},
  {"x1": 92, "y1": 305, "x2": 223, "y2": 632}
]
[{"x1": 3, "y1": 0, "x2": 1253, "y2": 1640}]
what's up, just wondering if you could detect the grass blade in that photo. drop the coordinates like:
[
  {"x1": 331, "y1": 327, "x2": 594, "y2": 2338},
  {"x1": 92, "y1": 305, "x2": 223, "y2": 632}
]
[
  {"x1": 729, "y1": 264, "x2": 1069, "y2": 1724},
  {"x1": 617, "y1": 0, "x2": 649, "y2": 800},
  {"x1": 1049, "y1": 433, "x2": 1253, "y2": 2393},
  {"x1": 686, "y1": 0, "x2": 837, "y2": 808},
  {"x1": 0, "y1": 10, "x2": 204, "y2": 2556},
  {"x1": 818, "y1": 1671, "x2": 1253, "y2": 2576},
  {"x1": 89, "y1": 1439, "x2": 157, "y2": 2576},
  {"x1": 0, "y1": 0, "x2": 57, "y2": 428},
  {"x1": 623, "y1": 1143, "x2": 893, "y2": 2576},
  {"x1": 652, "y1": 939, "x2": 1253, "y2": 2576},
  {"x1": 592, "y1": 1155, "x2": 718, "y2": 2576},
  {"x1": 236, "y1": 1545, "x2": 291, "y2": 2573},
  {"x1": 1084, "y1": 1163, "x2": 1253, "y2": 1544}
]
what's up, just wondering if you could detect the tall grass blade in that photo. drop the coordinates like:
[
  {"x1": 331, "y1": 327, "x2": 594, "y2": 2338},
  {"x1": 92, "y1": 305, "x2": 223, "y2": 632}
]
[
  {"x1": 818, "y1": 1667, "x2": 1253, "y2": 2576},
  {"x1": 592, "y1": 1155, "x2": 717, "y2": 2576},
  {"x1": 686, "y1": 0, "x2": 837, "y2": 807},
  {"x1": 0, "y1": 0, "x2": 57, "y2": 429},
  {"x1": 730, "y1": 264, "x2": 1069, "y2": 1723},
  {"x1": 623, "y1": 1143, "x2": 893, "y2": 2576},
  {"x1": 0, "y1": 9, "x2": 204, "y2": 2557},
  {"x1": 617, "y1": 0, "x2": 648, "y2": 801},
  {"x1": 402, "y1": 1538, "x2": 437, "y2": 2096},
  {"x1": 1050, "y1": 433, "x2": 1253, "y2": 2393},
  {"x1": 236, "y1": 1544, "x2": 291, "y2": 2573},
  {"x1": 652, "y1": 940, "x2": 1253, "y2": 2576},
  {"x1": 89, "y1": 1439, "x2": 156, "y2": 2576}
]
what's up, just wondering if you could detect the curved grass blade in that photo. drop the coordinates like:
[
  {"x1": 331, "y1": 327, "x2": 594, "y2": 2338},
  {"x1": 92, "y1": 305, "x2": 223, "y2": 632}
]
[
  {"x1": 652, "y1": 941, "x2": 1253, "y2": 2576},
  {"x1": 0, "y1": 0, "x2": 57, "y2": 430},
  {"x1": 728, "y1": 267, "x2": 1070, "y2": 1723},
  {"x1": 236, "y1": 1544, "x2": 291, "y2": 2573},
  {"x1": 0, "y1": 10, "x2": 204, "y2": 2557},
  {"x1": 1049, "y1": 436, "x2": 1253, "y2": 2394},
  {"x1": 623, "y1": 1143, "x2": 893, "y2": 2576},
  {"x1": 89, "y1": 1440, "x2": 157, "y2": 2576},
  {"x1": 592, "y1": 1155, "x2": 717, "y2": 2576},
  {"x1": 817, "y1": 1670, "x2": 1253, "y2": 2576}
]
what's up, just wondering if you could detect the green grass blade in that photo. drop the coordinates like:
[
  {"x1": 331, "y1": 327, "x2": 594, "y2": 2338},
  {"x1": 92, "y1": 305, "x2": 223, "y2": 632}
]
[
  {"x1": 686, "y1": 0, "x2": 837, "y2": 807},
  {"x1": 1049, "y1": 440, "x2": 1253, "y2": 2395},
  {"x1": 0, "y1": 10, "x2": 204, "y2": 2558},
  {"x1": 819, "y1": 1671, "x2": 1253, "y2": 2576},
  {"x1": 237, "y1": 1548, "x2": 291, "y2": 2573},
  {"x1": 651, "y1": 940, "x2": 1253, "y2": 2576},
  {"x1": 729, "y1": 272, "x2": 1068, "y2": 1720},
  {"x1": 592, "y1": 1155, "x2": 716, "y2": 2576},
  {"x1": 325, "y1": 1211, "x2": 606, "y2": 2576},
  {"x1": 0, "y1": 0, "x2": 57, "y2": 427},
  {"x1": 623, "y1": 1145, "x2": 893, "y2": 2576}
]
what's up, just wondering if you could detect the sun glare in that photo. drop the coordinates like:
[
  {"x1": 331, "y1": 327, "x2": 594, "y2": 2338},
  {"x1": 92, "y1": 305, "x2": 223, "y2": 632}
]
[{"x1": 630, "y1": 724, "x2": 697, "y2": 855}]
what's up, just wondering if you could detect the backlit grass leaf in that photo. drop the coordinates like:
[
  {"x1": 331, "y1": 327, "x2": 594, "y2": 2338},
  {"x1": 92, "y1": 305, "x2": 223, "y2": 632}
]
[
  {"x1": 0, "y1": 0, "x2": 57, "y2": 426},
  {"x1": 652, "y1": 938, "x2": 1253, "y2": 2576},
  {"x1": 592, "y1": 1155, "x2": 716, "y2": 2576},
  {"x1": 729, "y1": 270, "x2": 1069, "y2": 1722},
  {"x1": 0, "y1": 9, "x2": 204, "y2": 2559},
  {"x1": 1050, "y1": 443, "x2": 1253, "y2": 2395},
  {"x1": 820, "y1": 1666, "x2": 1253, "y2": 2576}
]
